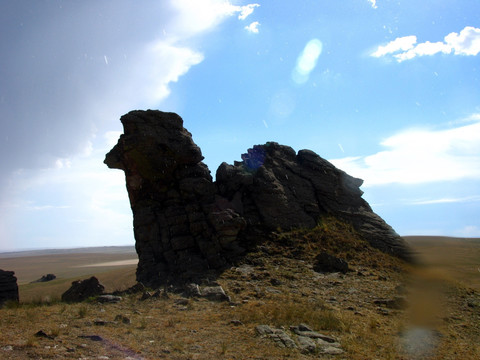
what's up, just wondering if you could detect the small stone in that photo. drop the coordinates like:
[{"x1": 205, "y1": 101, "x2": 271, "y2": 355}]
[
  {"x1": 321, "y1": 346, "x2": 344, "y2": 355},
  {"x1": 467, "y1": 300, "x2": 480, "y2": 308},
  {"x1": 97, "y1": 295, "x2": 122, "y2": 303},
  {"x1": 184, "y1": 283, "x2": 201, "y2": 297},
  {"x1": 78, "y1": 335, "x2": 103, "y2": 342},
  {"x1": 114, "y1": 315, "x2": 131, "y2": 324},
  {"x1": 271, "y1": 330, "x2": 297, "y2": 348},
  {"x1": 35, "y1": 330, "x2": 54, "y2": 339},
  {"x1": 199, "y1": 286, "x2": 230, "y2": 302},
  {"x1": 174, "y1": 298, "x2": 189, "y2": 306},
  {"x1": 291, "y1": 328, "x2": 337, "y2": 343},
  {"x1": 2, "y1": 346, "x2": 13, "y2": 351},
  {"x1": 313, "y1": 251, "x2": 349, "y2": 273},
  {"x1": 256, "y1": 325, "x2": 274, "y2": 335},
  {"x1": 298, "y1": 323, "x2": 313, "y2": 332},
  {"x1": 93, "y1": 319, "x2": 108, "y2": 326},
  {"x1": 377, "y1": 307, "x2": 391, "y2": 316},
  {"x1": 230, "y1": 320, "x2": 243, "y2": 326},
  {"x1": 297, "y1": 336, "x2": 316, "y2": 353},
  {"x1": 270, "y1": 278, "x2": 282, "y2": 286},
  {"x1": 140, "y1": 291, "x2": 152, "y2": 300}
]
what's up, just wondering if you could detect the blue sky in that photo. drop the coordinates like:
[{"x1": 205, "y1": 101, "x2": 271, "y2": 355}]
[{"x1": 1, "y1": 0, "x2": 479, "y2": 251}]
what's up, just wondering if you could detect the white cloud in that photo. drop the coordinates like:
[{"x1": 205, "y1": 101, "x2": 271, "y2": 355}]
[
  {"x1": 143, "y1": 1, "x2": 259, "y2": 103},
  {"x1": 394, "y1": 41, "x2": 451, "y2": 62},
  {"x1": 238, "y1": 4, "x2": 260, "y2": 20},
  {"x1": 245, "y1": 21, "x2": 260, "y2": 34},
  {"x1": 172, "y1": 1, "x2": 260, "y2": 35},
  {"x1": 145, "y1": 42, "x2": 204, "y2": 103},
  {"x1": 445, "y1": 26, "x2": 480, "y2": 55},
  {"x1": 371, "y1": 35, "x2": 417, "y2": 58},
  {"x1": 368, "y1": 0, "x2": 378, "y2": 9},
  {"x1": 330, "y1": 115, "x2": 480, "y2": 186},
  {"x1": 371, "y1": 26, "x2": 480, "y2": 61}
]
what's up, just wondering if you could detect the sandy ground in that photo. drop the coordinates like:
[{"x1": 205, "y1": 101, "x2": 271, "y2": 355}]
[{"x1": 74, "y1": 259, "x2": 138, "y2": 267}]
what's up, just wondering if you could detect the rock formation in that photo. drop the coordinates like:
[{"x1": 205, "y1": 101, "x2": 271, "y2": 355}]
[
  {"x1": 31, "y1": 274, "x2": 56, "y2": 283},
  {"x1": 61, "y1": 276, "x2": 105, "y2": 302},
  {"x1": 0, "y1": 269, "x2": 19, "y2": 306},
  {"x1": 105, "y1": 110, "x2": 411, "y2": 286}
]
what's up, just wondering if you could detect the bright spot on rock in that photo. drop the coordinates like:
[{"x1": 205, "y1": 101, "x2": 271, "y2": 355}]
[{"x1": 292, "y1": 39, "x2": 323, "y2": 84}]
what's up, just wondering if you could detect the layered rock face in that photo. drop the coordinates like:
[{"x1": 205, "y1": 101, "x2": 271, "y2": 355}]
[
  {"x1": 105, "y1": 110, "x2": 411, "y2": 285},
  {"x1": 0, "y1": 269, "x2": 19, "y2": 306},
  {"x1": 105, "y1": 111, "x2": 246, "y2": 285}
]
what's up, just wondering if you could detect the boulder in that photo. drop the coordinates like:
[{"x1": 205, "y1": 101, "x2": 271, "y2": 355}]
[
  {"x1": 0, "y1": 269, "x2": 19, "y2": 306},
  {"x1": 105, "y1": 110, "x2": 412, "y2": 286},
  {"x1": 61, "y1": 276, "x2": 105, "y2": 302},
  {"x1": 313, "y1": 252, "x2": 349, "y2": 274}
]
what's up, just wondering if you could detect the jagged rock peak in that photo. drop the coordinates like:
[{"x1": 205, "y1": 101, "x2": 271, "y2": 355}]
[{"x1": 105, "y1": 110, "x2": 411, "y2": 285}]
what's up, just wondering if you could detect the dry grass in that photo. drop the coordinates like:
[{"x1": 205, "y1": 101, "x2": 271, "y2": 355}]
[{"x1": 1, "y1": 218, "x2": 479, "y2": 359}]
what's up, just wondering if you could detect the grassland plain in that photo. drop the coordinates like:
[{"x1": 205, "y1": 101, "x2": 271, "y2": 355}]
[{"x1": 0, "y1": 219, "x2": 479, "y2": 359}]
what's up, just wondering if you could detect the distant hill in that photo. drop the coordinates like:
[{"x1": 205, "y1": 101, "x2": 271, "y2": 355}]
[
  {"x1": 0, "y1": 246, "x2": 135, "y2": 259},
  {"x1": 405, "y1": 235, "x2": 480, "y2": 290}
]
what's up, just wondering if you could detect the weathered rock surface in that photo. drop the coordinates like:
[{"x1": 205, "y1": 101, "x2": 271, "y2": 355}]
[
  {"x1": 61, "y1": 276, "x2": 105, "y2": 302},
  {"x1": 105, "y1": 110, "x2": 246, "y2": 285},
  {"x1": 0, "y1": 269, "x2": 19, "y2": 306},
  {"x1": 216, "y1": 143, "x2": 409, "y2": 259},
  {"x1": 105, "y1": 110, "x2": 411, "y2": 285}
]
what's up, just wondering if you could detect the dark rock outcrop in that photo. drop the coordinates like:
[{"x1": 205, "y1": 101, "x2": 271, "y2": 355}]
[
  {"x1": 61, "y1": 276, "x2": 105, "y2": 302},
  {"x1": 0, "y1": 269, "x2": 19, "y2": 306},
  {"x1": 31, "y1": 274, "x2": 56, "y2": 283},
  {"x1": 105, "y1": 111, "x2": 246, "y2": 285},
  {"x1": 105, "y1": 110, "x2": 411, "y2": 285},
  {"x1": 216, "y1": 143, "x2": 408, "y2": 258}
]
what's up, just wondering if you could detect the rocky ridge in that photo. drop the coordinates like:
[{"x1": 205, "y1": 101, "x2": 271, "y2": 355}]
[{"x1": 105, "y1": 110, "x2": 411, "y2": 286}]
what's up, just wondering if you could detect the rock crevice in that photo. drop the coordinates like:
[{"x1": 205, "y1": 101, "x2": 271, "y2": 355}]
[{"x1": 105, "y1": 110, "x2": 411, "y2": 285}]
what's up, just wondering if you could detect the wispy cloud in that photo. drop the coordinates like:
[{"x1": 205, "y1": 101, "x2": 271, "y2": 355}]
[
  {"x1": 406, "y1": 195, "x2": 480, "y2": 205},
  {"x1": 245, "y1": 21, "x2": 260, "y2": 34},
  {"x1": 458, "y1": 225, "x2": 480, "y2": 237},
  {"x1": 368, "y1": 0, "x2": 378, "y2": 9},
  {"x1": 330, "y1": 115, "x2": 480, "y2": 186},
  {"x1": 371, "y1": 26, "x2": 480, "y2": 62}
]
